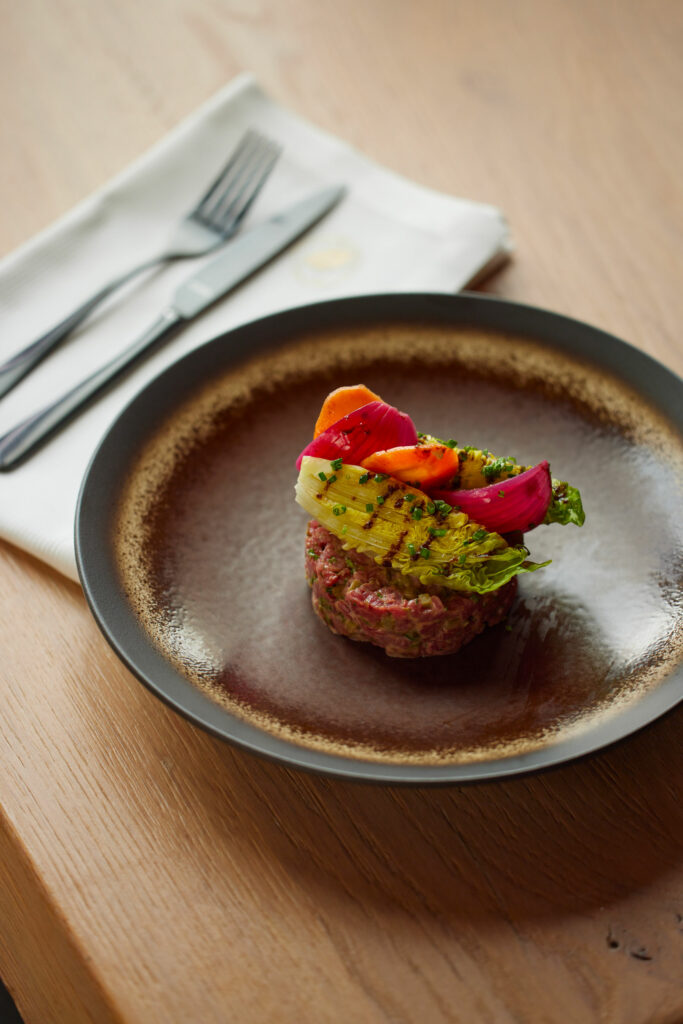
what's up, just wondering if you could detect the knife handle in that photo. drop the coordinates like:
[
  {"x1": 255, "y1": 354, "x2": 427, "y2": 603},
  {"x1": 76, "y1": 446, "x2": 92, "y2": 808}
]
[
  {"x1": 0, "y1": 308, "x2": 182, "y2": 470},
  {"x1": 0, "y1": 257, "x2": 170, "y2": 401}
]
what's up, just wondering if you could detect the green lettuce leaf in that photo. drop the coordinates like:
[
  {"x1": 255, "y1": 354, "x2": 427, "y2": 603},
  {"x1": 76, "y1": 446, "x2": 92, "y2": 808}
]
[{"x1": 545, "y1": 480, "x2": 585, "y2": 526}]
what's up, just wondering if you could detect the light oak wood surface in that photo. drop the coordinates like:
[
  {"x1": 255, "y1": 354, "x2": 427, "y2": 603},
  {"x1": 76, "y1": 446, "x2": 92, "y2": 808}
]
[{"x1": 1, "y1": 1, "x2": 681, "y2": 1022}]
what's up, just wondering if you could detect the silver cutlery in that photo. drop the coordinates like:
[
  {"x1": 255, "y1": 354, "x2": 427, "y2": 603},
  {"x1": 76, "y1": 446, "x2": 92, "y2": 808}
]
[
  {"x1": 0, "y1": 185, "x2": 346, "y2": 469},
  {"x1": 0, "y1": 130, "x2": 282, "y2": 400}
]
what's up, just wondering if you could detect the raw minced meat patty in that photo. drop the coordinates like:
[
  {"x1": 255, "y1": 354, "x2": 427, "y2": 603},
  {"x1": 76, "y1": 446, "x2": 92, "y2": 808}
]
[{"x1": 305, "y1": 521, "x2": 516, "y2": 658}]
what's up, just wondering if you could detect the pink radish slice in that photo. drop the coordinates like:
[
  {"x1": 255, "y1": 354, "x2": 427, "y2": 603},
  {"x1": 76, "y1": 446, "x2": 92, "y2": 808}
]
[
  {"x1": 296, "y1": 401, "x2": 418, "y2": 470},
  {"x1": 432, "y1": 461, "x2": 553, "y2": 534}
]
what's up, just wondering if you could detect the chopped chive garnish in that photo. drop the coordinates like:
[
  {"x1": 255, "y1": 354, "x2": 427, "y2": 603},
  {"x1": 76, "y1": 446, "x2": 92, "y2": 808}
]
[
  {"x1": 374, "y1": 473, "x2": 388, "y2": 482},
  {"x1": 330, "y1": 458, "x2": 343, "y2": 471},
  {"x1": 318, "y1": 471, "x2": 327, "y2": 481},
  {"x1": 429, "y1": 527, "x2": 447, "y2": 537},
  {"x1": 498, "y1": 490, "x2": 505, "y2": 497},
  {"x1": 445, "y1": 439, "x2": 458, "y2": 448},
  {"x1": 411, "y1": 507, "x2": 423, "y2": 520},
  {"x1": 328, "y1": 474, "x2": 337, "y2": 484},
  {"x1": 426, "y1": 501, "x2": 436, "y2": 514},
  {"x1": 472, "y1": 528, "x2": 488, "y2": 541},
  {"x1": 377, "y1": 495, "x2": 385, "y2": 505},
  {"x1": 341, "y1": 524, "x2": 348, "y2": 534},
  {"x1": 365, "y1": 503, "x2": 374, "y2": 513},
  {"x1": 407, "y1": 542, "x2": 416, "y2": 556},
  {"x1": 482, "y1": 457, "x2": 514, "y2": 480},
  {"x1": 403, "y1": 493, "x2": 415, "y2": 502},
  {"x1": 332, "y1": 505, "x2": 346, "y2": 516},
  {"x1": 358, "y1": 472, "x2": 370, "y2": 484},
  {"x1": 458, "y1": 553, "x2": 467, "y2": 565},
  {"x1": 420, "y1": 547, "x2": 430, "y2": 559}
]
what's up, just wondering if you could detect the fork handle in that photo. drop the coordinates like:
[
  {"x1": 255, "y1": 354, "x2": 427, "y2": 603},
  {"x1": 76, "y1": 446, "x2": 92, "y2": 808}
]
[
  {"x1": 0, "y1": 308, "x2": 183, "y2": 470},
  {"x1": 0, "y1": 255, "x2": 168, "y2": 401}
]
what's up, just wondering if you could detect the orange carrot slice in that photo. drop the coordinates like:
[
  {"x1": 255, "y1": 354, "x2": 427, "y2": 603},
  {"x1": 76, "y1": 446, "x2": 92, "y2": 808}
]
[
  {"x1": 361, "y1": 443, "x2": 460, "y2": 487},
  {"x1": 313, "y1": 384, "x2": 383, "y2": 438}
]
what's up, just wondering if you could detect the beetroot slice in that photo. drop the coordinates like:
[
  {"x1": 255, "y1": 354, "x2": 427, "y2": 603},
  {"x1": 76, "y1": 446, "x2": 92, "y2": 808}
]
[
  {"x1": 296, "y1": 401, "x2": 418, "y2": 470},
  {"x1": 432, "y1": 461, "x2": 553, "y2": 534}
]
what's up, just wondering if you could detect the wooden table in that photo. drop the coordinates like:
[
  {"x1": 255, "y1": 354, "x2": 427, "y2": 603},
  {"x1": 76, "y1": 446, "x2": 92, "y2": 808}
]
[{"x1": 1, "y1": 2, "x2": 681, "y2": 1021}]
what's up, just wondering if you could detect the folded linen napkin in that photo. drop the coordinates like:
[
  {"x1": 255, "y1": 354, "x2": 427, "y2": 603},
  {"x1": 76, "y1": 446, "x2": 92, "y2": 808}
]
[{"x1": 0, "y1": 73, "x2": 510, "y2": 582}]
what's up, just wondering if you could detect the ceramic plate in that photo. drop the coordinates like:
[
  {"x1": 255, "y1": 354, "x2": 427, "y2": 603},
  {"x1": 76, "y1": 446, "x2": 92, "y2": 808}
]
[{"x1": 76, "y1": 293, "x2": 683, "y2": 783}]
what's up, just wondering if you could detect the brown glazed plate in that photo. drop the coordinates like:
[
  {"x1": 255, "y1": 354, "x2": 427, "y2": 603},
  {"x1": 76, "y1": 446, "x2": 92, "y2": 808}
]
[{"x1": 75, "y1": 293, "x2": 683, "y2": 784}]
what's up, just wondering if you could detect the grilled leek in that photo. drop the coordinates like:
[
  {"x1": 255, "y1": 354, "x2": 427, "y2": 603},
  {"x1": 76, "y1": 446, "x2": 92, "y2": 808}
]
[{"x1": 295, "y1": 456, "x2": 548, "y2": 594}]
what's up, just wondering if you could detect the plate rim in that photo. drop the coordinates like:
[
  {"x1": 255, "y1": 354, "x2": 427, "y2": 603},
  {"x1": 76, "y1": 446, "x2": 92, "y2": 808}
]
[{"x1": 75, "y1": 291, "x2": 683, "y2": 785}]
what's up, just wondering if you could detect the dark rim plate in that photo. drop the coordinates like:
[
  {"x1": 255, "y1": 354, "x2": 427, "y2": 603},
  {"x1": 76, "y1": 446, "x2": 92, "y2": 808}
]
[{"x1": 75, "y1": 292, "x2": 683, "y2": 784}]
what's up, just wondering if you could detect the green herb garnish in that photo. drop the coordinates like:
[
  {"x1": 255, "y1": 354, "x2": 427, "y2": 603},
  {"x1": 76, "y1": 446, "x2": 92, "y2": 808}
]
[{"x1": 482, "y1": 457, "x2": 515, "y2": 481}]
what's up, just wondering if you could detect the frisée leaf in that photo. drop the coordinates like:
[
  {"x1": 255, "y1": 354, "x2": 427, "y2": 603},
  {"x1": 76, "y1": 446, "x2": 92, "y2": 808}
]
[{"x1": 545, "y1": 479, "x2": 586, "y2": 526}]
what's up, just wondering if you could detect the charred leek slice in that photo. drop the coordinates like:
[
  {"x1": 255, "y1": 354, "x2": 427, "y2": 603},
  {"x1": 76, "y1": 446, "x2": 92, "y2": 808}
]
[{"x1": 295, "y1": 457, "x2": 548, "y2": 594}]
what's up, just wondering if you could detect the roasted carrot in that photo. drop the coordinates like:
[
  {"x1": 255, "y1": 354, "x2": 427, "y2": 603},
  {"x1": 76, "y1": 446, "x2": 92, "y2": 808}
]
[
  {"x1": 361, "y1": 443, "x2": 460, "y2": 487},
  {"x1": 313, "y1": 384, "x2": 383, "y2": 438}
]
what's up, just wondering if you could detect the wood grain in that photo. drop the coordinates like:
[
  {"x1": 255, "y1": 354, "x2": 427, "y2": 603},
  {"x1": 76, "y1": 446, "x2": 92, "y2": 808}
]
[{"x1": 0, "y1": 1, "x2": 681, "y2": 1021}]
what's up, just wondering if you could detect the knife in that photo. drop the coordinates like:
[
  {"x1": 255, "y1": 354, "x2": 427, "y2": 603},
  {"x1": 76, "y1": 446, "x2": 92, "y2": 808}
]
[{"x1": 0, "y1": 185, "x2": 345, "y2": 469}]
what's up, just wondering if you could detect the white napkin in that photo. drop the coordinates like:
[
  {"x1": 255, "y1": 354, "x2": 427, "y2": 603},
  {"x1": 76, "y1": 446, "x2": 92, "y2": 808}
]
[{"x1": 0, "y1": 74, "x2": 510, "y2": 582}]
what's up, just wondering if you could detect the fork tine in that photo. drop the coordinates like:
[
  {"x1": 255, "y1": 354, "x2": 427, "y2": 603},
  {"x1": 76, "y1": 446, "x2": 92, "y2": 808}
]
[
  {"x1": 227, "y1": 147, "x2": 282, "y2": 224},
  {"x1": 191, "y1": 130, "x2": 263, "y2": 214},
  {"x1": 204, "y1": 143, "x2": 281, "y2": 232},
  {"x1": 198, "y1": 137, "x2": 280, "y2": 222}
]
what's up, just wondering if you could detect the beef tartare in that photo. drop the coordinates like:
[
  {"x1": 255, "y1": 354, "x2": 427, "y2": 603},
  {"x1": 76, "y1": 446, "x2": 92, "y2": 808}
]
[
  {"x1": 306, "y1": 520, "x2": 517, "y2": 658},
  {"x1": 295, "y1": 384, "x2": 584, "y2": 659}
]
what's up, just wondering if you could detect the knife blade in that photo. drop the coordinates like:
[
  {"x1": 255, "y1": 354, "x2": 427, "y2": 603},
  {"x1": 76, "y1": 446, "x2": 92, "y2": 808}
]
[{"x1": 0, "y1": 185, "x2": 346, "y2": 469}]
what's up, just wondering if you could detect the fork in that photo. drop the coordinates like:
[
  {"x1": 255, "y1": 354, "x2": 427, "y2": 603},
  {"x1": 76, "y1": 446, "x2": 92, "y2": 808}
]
[{"x1": 0, "y1": 130, "x2": 281, "y2": 400}]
